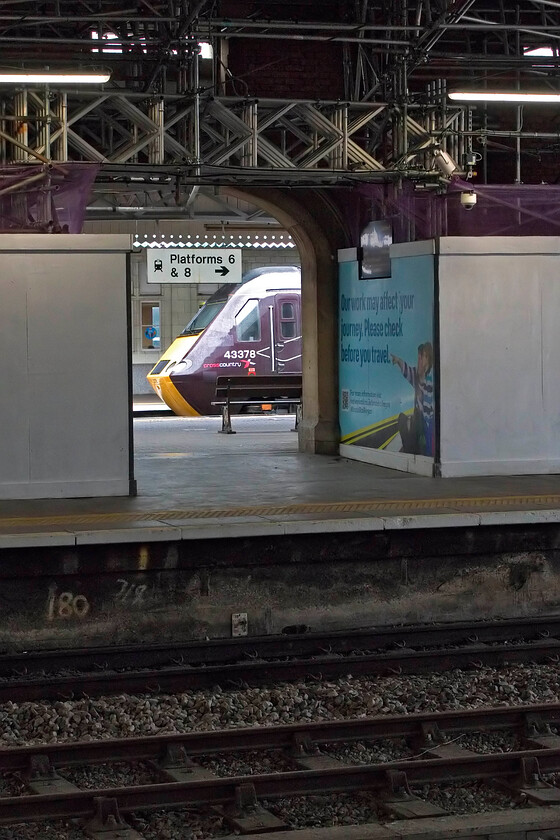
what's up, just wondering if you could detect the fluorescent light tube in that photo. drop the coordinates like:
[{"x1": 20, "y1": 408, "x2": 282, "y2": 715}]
[
  {"x1": 0, "y1": 71, "x2": 111, "y2": 84},
  {"x1": 449, "y1": 91, "x2": 560, "y2": 102}
]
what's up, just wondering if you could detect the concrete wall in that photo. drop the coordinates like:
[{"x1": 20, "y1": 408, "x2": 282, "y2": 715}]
[
  {"x1": 0, "y1": 235, "x2": 133, "y2": 499},
  {"x1": 0, "y1": 524, "x2": 557, "y2": 648},
  {"x1": 438, "y1": 236, "x2": 560, "y2": 477}
]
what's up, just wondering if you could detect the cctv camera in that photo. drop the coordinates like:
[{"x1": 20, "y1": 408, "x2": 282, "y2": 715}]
[
  {"x1": 433, "y1": 148, "x2": 458, "y2": 177},
  {"x1": 460, "y1": 191, "x2": 477, "y2": 210}
]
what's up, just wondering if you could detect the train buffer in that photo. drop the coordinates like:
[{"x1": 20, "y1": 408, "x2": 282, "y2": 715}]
[{"x1": 212, "y1": 374, "x2": 302, "y2": 434}]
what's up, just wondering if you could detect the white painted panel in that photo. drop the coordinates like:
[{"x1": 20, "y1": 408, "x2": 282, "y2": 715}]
[
  {"x1": 439, "y1": 236, "x2": 560, "y2": 256},
  {"x1": 339, "y1": 444, "x2": 435, "y2": 476},
  {"x1": 0, "y1": 278, "x2": 30, "y2": 482},
  {"x1": 338, "y1": 247, "x2": 359, "y2": 263},
  {"x1": 0, "y1": 477, "x2": 131, "y2": 499},
  {"x1": 390, "y1": 241, "x2": 436, "y2": 258},
  {"x1": 541, "y1": 274, "x2": 560, "y2": 453},
  {"x1": 439, "y1": 249, "x2": 560, "y2": 474},
  {"x1": 27, "y1": 254, "x2": 129, "y2": 483},
  {"x1": 0, "y1": 234, "x2": 131, "y2": 252},
  {"x1": 0, "y1": 238, "x2": 131, "y2": 498}
]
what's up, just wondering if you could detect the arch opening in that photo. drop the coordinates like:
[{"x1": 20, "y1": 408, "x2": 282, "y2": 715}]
[{"x1": 223, "y1": 186, "x2": 352, "y2": 455}]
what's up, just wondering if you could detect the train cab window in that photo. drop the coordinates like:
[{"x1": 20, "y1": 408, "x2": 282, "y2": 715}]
[
  {"x1": 181, "y1": 299, "x2": 227, "y2": 335},
  {"x1": 235, "y1": 299, "x2": 261, "y2": 341},
  {"x1": 141, "y1": 302, "x2": 160, "y2": 350},
  {"x1": 280, "y1": 301, "x2": 296, "y2": 339}
]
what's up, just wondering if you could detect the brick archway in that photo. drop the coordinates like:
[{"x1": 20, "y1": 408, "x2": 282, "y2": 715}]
[{"x1": 224, "y1": 187, "x2": 352, "y2": 454}]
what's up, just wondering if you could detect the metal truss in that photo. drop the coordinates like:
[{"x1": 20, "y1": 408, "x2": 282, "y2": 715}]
[
  {"x1": 0, "y1": 1, "x2": 553, "y2": 96},
  {"x1": 86, "y1": 178, "x2": 282, "y2": 222},
  {"x1": 0, "y1": 87, "x2": 465, "y2": 176},
  {"x1": 0, "y1": 0, "x2": 559, "y2": 211}
]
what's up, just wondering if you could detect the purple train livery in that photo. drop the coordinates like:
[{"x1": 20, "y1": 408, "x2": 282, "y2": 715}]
[{"x1": 147, "y1": 265, "x2": 301, "y2": 416}]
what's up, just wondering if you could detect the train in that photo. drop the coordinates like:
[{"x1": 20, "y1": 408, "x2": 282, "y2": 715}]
[{"x1": 147, "y1": 265, "x2": 302, "y2": 416}]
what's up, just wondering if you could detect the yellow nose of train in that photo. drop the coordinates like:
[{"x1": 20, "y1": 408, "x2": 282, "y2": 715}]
[{"x1": 147, "y1": 334, "x2": 202, "y2": 416}]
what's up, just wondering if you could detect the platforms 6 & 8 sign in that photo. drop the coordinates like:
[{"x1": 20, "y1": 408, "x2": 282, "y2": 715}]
[{"x1": 147, "y1": 248, "x2": 242, "y2": 284}]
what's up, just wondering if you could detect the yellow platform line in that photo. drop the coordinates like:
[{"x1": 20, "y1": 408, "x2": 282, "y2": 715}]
[{"x1": 2, "y1": 494, "x2": 560, "y2": 528}]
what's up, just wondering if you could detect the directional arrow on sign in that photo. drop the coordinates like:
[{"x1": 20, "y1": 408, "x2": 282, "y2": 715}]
[{"x1": 215, "y1": 266, "x2": 230, "y2": 276}]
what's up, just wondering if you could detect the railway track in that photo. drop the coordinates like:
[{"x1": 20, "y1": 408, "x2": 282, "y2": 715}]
[
  {"x1": 3, "y1": 615, "x2": 560, "y2": 675},
  {"x1": 1, "y1": 701, "x2": 559, "y2": 769},
  {"x1": 1, "y1": 616, "x2": 560, "y2": 701},
  {"x1": 2, "y1": 702, "x2": 560, "y2": 836}
]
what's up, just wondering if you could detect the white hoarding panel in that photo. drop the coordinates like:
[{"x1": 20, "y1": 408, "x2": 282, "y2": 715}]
[
  {"x1": 147, "y1": 248, "x2": 242, "y2": 284},
  {"x1": 438, "y1": 238, "x2": 560, "y2": 476},
  {"x1": 0, "y1": 236, "x2": 132, "y2": 499}
]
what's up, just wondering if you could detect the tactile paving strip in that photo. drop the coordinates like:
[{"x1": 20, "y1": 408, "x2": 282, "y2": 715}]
[{"x1": 2, "y1": 494, "x2": 560, "y2": 528}]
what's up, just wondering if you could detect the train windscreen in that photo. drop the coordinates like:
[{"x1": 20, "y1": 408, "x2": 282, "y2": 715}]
[{"x1": 180, "y1": 299, "x2": 227, "y2": 335}]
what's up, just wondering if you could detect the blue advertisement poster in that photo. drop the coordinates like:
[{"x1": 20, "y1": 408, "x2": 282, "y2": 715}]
[{"x1": 339, "y1": 255, "x2": 435, "y2": 457}]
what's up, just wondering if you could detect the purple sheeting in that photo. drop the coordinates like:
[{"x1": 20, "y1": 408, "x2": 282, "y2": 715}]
[
  {"x1": 0, "y1": 163, "x2": 99, "y2": 233},
  {"x1": 357, "y1": 178, "x2": 560, "y2": 241},
  {"x1": 2, "y1": 163, "x2": 557, "y2": 241}
]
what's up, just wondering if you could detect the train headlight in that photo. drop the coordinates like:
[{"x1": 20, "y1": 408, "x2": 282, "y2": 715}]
[
  {"x1": 149, "y1": 359, "x2": 170, "y2": 375},
  {"x1": 169, "y1": 359, "x2": 193, "y2": 375}
]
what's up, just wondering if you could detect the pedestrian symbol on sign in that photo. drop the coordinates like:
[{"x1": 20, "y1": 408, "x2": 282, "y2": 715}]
[{"x1": 145, "y1": 326, "x2": 157, "y2": 339}]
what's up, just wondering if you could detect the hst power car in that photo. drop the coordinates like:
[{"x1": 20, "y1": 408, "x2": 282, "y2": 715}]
[{"x1": 147, "y1": 265, "x2": 302, "y2": 416}]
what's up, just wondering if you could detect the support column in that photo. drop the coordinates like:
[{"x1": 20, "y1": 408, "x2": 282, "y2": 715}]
[
  {"x1": 148, "y1": 98, "x2": 165, "y2": 164},
  {"x1": 13, "y1": 91, "x2": 28, "y2": 162},
  {"x1": 297, "y1": 235, "x2": 339, "y2": 455},
  {"x1": 53, "y1": 94, "x2": 68, "y2": 161}
]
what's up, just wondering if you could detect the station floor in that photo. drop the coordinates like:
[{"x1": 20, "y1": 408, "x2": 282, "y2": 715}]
[{"x1": 3, "y1": 400, "x2": 560, "y2": 548}]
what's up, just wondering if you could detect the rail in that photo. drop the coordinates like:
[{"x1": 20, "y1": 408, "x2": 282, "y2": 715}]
[
  {"x1": 2, "y1": 704, "x2": 560, "y2": 831},
  {"x1": 3, "y1": 635, "x2": 560, "y2": 701},
  {"x1": 211, "y1": 374, "x2": 302, "y2": 433},
  {"x1": 3, "y1": 748, "x2": 560, "y2": 825},
  {"x1": 1, "y1": 615, "x2": 559, "y2": 677},
  {"x1": 1, "y1": 702, "x2": 559, "y2": 770}
]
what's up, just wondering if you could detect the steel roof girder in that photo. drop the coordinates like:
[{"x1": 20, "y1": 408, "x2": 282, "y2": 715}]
[
  {"x1": 255, "y1": 103, "x2": 297, "y2": 134},
  {"x1": 206, "y1": 100, "x2": 252, "y2": 138},
  {"x1": 276, "y1": 116, "x2": 313, "y2": 147},
  {"x1": 33, "y1": 95, "x2": 110, "y2": 152},
  {"x1": 164, "y1": 104, "x2": 196, "y2": 131},
  {"x1": 113, "y1": 95, "x2": 161, "y2": 134},
  {"x1": 296, "y1": 136, "x2": 351, "y2": 169},
  {"x1": 96, "y1": 109, "x2": 137, "y2": 143},
  {"x1": 347, "y1": 105, "x2": 387, "y2": 136},
  {"x1": 63, "y1": 96, "x2": 111, "y2": 129},
  {"x1": 161, "y1": 133, "x2": 194, "y2": 162},
  {"x1": 205, "y1": 135, "x2": 252, "y2": 166},
  {"x1": 345, "y1": 138, "x2": 386, "y2": 171},
  {"x1": 108, "y1": 132, "x2": 160, "y2": 164},
  {"x1": 293, "y1": 103, "x2": 343, "y2": 138},
  {"x1": 404, "y1": 114, "x2": 431, "y2": 139},
  {"x1": 254, "y1": 136, "x2": 297, "y2": 169},
  {"x1": 291, "y1": 104, "x2": 387, "y2": 168},
  {"x1": 66, "y1": 128, "x2": 108, "y2": 162}
]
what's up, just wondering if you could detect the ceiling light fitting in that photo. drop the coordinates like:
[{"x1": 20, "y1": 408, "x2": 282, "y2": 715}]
[
  {"x1": 0, "y1": 71, "x2": 111, "y2": 84},
  {"x1": 449, "y1": 91, "x2": 560, "y2": 103}
]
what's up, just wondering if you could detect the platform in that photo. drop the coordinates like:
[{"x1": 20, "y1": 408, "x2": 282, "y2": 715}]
[
  {"x1": 1, "y1": 413, "x2": 560, "y2": 549},
  {"x1": 132, "y1": 392, "x2": 174, "y2": 417},
  {"x1": 2, "y1": 414, "x2": 560, "y2": 647}
]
